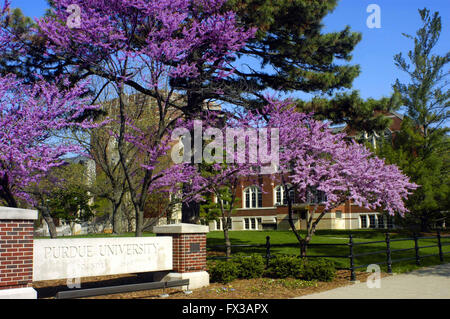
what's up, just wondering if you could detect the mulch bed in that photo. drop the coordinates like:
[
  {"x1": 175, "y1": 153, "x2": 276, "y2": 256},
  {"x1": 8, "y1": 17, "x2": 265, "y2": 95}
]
[{"x1": 33, "y1": 270, "x2": 389, "y2": 299}]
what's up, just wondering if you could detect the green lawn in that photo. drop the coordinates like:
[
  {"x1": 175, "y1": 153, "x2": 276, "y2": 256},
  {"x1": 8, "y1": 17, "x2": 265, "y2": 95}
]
[{"x1": 207, "y1": 230, "x2": 450, "y2": 274}]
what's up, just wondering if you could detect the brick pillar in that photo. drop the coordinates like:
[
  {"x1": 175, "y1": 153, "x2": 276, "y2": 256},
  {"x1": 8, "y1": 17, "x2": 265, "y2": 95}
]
[
  {"x1": 153, "y1": 223, "x2": 209, "y2": 289},
  {"x1": 0, "y1": 207, "x2": 37, "y2": 299},
  {"x1": 171, "y1": 233, "x2": 207, "y2": 273}
]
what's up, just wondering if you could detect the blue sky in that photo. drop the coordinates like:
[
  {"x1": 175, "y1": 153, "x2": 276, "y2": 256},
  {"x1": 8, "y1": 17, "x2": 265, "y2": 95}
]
[
  {"x1": 9, "y1": 0, "x2": 450, "y2": 101},
  {"x1": 322, "y1": 0, "x2": 450, "y2": 100}
]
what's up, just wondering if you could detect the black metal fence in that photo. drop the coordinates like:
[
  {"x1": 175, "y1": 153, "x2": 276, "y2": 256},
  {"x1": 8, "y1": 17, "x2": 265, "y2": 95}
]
[{"x1": 207, "y1": 231, "x2": 450, "y2": 281}]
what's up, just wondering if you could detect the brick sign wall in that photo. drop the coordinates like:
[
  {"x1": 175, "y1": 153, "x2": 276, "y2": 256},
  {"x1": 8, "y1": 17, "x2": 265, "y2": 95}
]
[
  {"x1": 0, "y1": 219, "x2": 34, "y2": 290},
  {"x1": 171, "y1": 233, "x2": 207, "y2": 273},
  {"x1": 153, "y1": 223, "x2": 210, "y2": 289},
  {"x1": 0, "y1": 208, "x2": 37, "y2": 298},
  {"x1": 0, "y1": 207, "x2": 210, "y2": 298}
]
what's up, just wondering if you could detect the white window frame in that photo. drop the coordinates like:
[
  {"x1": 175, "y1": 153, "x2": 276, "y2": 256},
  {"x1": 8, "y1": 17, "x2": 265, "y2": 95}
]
[
  {"x1": 359, "y1": 213, "x2": 390, "y2": 229},
  {"x1": 243, "y1": 217, "x2": 259, "y2": 230},
  {"x1": 243, "y1": 186, "x2": 262, "y2": 208},
  {"x1": 274, "y1": 185, "x2": 295, "y2": 206}
]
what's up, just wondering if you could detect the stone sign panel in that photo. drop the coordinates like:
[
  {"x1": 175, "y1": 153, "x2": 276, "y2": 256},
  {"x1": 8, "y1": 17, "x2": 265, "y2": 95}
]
[{"x1": 33, "y1": 237, "x2": 172, "y2": 281}]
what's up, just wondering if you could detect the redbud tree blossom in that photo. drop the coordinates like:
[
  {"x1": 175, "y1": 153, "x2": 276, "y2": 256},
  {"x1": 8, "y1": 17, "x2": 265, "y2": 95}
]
[
  {"x1": 0, "y1": 75, "x2": 100, "y2": 207},
  {"x1": 29, "y1": 0, "x2": 256, "y2": 234},
  {"x1": 257, "y1": 99, "x2": 418, "y2": 254}
]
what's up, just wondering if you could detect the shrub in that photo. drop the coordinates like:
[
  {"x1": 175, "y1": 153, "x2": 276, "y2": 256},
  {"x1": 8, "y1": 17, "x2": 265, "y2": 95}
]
[
  {"x1": 207, "y1": 260, "x2": 239, "y2": 284},
  {"x1": 208, "y1": 255, "x2": 336, "y2": 283},
  {"x1": 265, "y1": 255, "x2": 336, "y2": 281},
  {"x1": 234, "y1": 254, "x2": 266, "y2": 279},
  {"x1": 265, "y1": 255, "x2": 303, "y2": 279},
  {"x1": 300, "y1": 258, "x2": 336, "y2": 282}
]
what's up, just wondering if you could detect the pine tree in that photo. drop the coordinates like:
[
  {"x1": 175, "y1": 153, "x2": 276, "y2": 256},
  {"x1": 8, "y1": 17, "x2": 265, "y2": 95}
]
[
  {"x1": 296, "y1": 91, "x2": 401, "y2": 133},
  {"x1": 378, "y1": 8, "x2": 449, "y2": 231}
]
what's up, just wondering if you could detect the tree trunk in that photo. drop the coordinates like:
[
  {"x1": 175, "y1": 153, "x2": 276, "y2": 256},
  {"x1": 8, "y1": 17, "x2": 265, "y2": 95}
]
[
  {"x1": 286, "y1": 193, "x2": 304, "y2": 244},
  {"x1": 420, "y1": 215, "x2": 430, "y2": 233},
  {"x1": 182, "y1": 201, "x2": 200, "y2": 224},
  {"x1": 0, "y1": 184, "x2": 18, "y2": 208},
  {"x1": 300, "y1": 240, "x2": 308, "y2": 258},
  {"x1": 69, "y1": 222, "x2": 76, "y2": 236},
  {"x1": 112, "y1": 203, "x2": 124, "y2": 234},
  {"x1": 41, "y1": 207, "x2": 57, "y2": 239},
  {"x1": 180, "y1": 106, "x2": 201, "y2": 224},
  {"x1": 135, "y1": 207, "x2": 144, "y2": 237},
  {"x1": 223, "y1": 222, "x2": 232, "y2": 258}
]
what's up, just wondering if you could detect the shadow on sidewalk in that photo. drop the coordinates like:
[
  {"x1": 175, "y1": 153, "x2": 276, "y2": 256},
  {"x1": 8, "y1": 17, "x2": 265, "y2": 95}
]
[{"x1": 407, "y1": 263, "x2": 450, "y2": 278}]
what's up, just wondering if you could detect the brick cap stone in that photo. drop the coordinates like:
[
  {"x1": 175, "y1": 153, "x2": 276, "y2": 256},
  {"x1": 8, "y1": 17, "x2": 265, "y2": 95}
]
[
  {"x1": 0, "y1": 207, "x2": 38, "y2": 220},
  {"x1": 153, "y1": 223, "x2": 209, "y2": 234}
]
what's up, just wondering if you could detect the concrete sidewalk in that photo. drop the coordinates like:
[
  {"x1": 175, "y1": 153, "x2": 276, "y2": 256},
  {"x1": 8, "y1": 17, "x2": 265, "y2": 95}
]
[{"x1": 296, "y1": 263, "x2": 450, "y2": 299}]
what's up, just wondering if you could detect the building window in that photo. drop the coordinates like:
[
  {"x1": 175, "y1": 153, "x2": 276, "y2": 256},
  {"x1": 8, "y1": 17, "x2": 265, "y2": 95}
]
[
  {"x1": 216, "y1": 219, "x2": 223, "y2": 230},
  {"x1": 335, "y1": 211, "x2": 342, "y2": 219},
  {"x1": 274, "y1": 185, "x2": 295, "y2": 205},
  {"x1": 369, "y1": 215, "x2": 376, "y2": 228},
  {"x1": 275, "y1": 186, "x2": 282, "y2": 205},
  {"x1": 360, "y1": 215, "x2": 368, "y2": 228},
  {"x1": 244, "y1": 186, "x2": 262, "y2": 208},
  {"x1": 387, "y1": 216, "x2": 394, "y2": 229},
  {"x1": 300, "y1": 210, "x2": 307, "y2": 220},
  {"x1": 359, "y1": 214, "x2": 390, "y2": 229},
  {"x1": 307, "y1": 187, "x2": 327, "y2": 204},
  {"x1": 377, "y1": 215, "x2": 384, "y2": 229},
  {"x1": 244, "y1": 218, "x2": 259, "y2": 230}
]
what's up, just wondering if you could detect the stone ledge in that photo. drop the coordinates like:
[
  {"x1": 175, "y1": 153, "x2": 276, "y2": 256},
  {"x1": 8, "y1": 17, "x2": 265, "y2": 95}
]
[
  {"x1": 153, "y1": 223, "x2": 209, "y2": 235},
  {"x1": 0, "y1": 207, "x2": 38, "y2": 221},
  {"x1": 154, "y1": 271, "x2": 210, "y2": 290},
  {"x1": 0, "y1": 287, "x2": 37, "y2": 299}
]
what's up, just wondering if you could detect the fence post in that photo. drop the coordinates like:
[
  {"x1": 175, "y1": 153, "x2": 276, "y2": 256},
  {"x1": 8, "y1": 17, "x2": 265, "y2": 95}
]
[
  {"x1": 349, "y1": 234, "x2": 356, "y2": 281},
  {"x1": 437, "y1": 230, "x2": 444, "y2": 262},
  {"x1": 413, "y1": 232, "x2": 420, "y2": 266},
  {"x1": 385, "y1": 233, "x2": 393, "y2": 274},
  {"x1": 265, "y1": 236, "x2": 271, "y2": 268}
]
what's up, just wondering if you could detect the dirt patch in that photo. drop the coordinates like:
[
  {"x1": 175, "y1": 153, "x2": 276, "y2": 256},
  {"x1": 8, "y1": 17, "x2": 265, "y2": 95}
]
[{"x1": 33, "y1": 270, "x2": 389, "y2": 299}]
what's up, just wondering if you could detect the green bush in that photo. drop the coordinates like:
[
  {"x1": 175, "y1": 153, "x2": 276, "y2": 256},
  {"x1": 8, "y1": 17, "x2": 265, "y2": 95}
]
[
  {"x1": 208, "y1": 255, "x2": 336, "y2": 283},
  {"x1": 207, "y1": 260, "x2": 239, "y2": 284},
  {"x1": 234, "y1": 254, "x2": 266, "y2": 279},
  {"x1": 300, "y1": 258, "x2": 336, "y2": 282},
  {"x1": 266, "y1": 255, "x2": 336, "y2": 281},
  {"x1": 265, "y1": 255, "x2": 303, "y2": 279}
]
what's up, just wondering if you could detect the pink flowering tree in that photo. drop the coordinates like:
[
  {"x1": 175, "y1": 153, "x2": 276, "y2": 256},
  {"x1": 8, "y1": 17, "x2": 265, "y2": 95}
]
[
  {"x1": 256, "y1": 99, "x2": 418, "y2": 256},
  {"x1": 30, "y1": 0, "x2": 256, "y2": 235},
  {"x1": 167, "y1": 109, "x2": 269, "y2": 256},
  {"x1": 0, "y1": 74, "x2": 100, "y2": 208}
]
